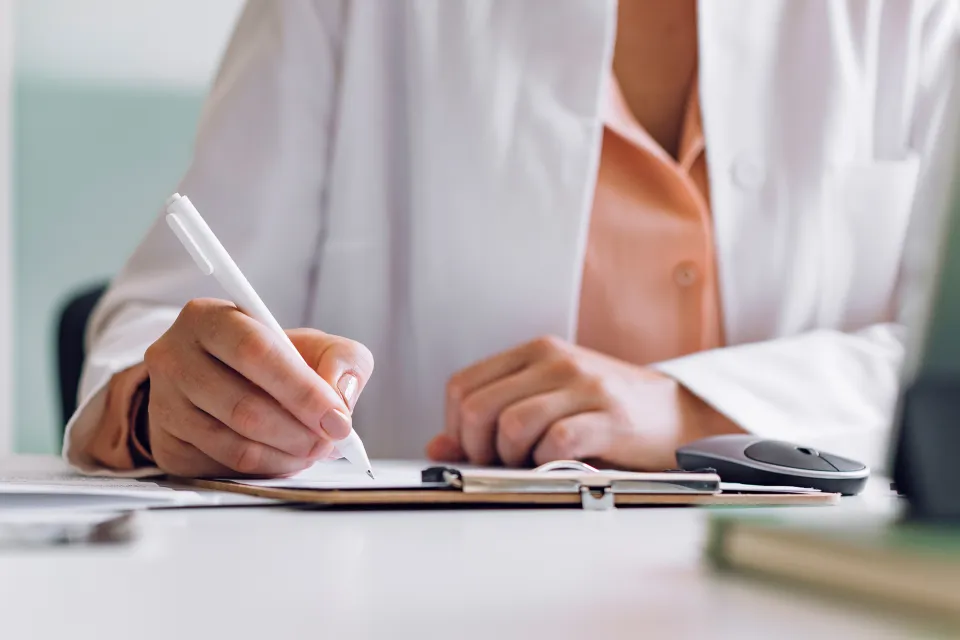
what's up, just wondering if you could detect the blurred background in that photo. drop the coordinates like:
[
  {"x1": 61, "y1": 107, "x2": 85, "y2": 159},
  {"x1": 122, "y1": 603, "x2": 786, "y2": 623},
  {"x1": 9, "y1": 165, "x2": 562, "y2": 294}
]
[{"x1": 8, "y1": 0, "x2": 244, "y2": 454}]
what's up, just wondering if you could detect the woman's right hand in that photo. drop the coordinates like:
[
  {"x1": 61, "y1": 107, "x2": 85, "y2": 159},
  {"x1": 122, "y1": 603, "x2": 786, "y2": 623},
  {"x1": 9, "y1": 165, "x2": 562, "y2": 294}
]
[{"x1": 143, "y1": 298, "x2": 375, "y2": 478}]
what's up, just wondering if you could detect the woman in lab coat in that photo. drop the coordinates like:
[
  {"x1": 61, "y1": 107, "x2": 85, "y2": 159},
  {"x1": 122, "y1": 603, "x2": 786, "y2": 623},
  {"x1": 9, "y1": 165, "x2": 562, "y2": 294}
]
[{"x1": 65, "y1": 0, "x2": 959, "y2": 477}]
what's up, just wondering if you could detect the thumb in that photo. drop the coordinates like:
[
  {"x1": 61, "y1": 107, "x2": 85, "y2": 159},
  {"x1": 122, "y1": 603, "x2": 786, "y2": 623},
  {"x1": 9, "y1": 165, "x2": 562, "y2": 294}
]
[{"x1": 287, "y1": 329, "x2": 375, "y2": 414}]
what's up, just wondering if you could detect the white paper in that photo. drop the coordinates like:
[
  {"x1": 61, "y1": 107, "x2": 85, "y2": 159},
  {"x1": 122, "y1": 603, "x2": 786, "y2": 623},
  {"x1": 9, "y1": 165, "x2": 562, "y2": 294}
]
[
  {"x1": 227, "y1": 459, "x2": 431, "y2": 490},
  {"x1": 0, "y1": 469, "x2": 207, "y2": 510},
  {"x1": 720, "y1": 482, "x2": 821, "y2": 494}
]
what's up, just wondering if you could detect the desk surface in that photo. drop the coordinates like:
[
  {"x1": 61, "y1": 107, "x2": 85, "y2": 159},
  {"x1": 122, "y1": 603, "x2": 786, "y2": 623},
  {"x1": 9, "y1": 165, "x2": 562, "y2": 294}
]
[{"x1": 0, "y1": 456, "x2": 941, "y2": 640}]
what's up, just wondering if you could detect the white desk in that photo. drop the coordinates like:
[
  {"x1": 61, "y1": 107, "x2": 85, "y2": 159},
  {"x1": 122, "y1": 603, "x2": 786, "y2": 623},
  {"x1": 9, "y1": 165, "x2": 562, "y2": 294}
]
[{"x1": 0, "y1": 456, "x2": 939, "y2": 640}]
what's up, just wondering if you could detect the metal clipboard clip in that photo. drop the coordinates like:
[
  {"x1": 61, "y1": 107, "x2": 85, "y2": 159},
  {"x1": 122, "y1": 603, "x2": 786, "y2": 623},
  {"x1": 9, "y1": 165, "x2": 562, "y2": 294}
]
[
  {"x1": 421, "y1": 460, "x2": 721, "y2": 511},
  {"x1": 536, "y1": 461, "x2": 615, "y2": 510}
]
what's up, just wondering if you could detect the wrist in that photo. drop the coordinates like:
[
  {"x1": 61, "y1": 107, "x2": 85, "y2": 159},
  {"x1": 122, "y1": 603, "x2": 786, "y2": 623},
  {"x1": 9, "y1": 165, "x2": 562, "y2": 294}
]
[{"x1": 676, "y1": 382, "x2": 743, "y2": 444}]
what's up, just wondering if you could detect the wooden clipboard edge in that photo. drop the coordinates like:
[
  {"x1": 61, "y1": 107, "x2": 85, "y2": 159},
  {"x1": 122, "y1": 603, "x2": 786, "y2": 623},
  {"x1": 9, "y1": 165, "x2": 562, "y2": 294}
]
[{"x1": 182, "y1": 478, "x2": 840, "y2": 508}]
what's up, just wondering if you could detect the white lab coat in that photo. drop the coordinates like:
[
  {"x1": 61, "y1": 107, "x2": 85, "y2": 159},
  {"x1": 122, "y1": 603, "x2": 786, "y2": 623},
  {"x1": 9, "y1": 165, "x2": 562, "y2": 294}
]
[{"x1": 65, "y1": 0, "x2": 960, "y2": 475}]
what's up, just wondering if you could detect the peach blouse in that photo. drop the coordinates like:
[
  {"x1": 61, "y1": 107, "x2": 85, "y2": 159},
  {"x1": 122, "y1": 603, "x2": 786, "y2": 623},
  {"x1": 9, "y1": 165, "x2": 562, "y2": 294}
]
[{"x1": 577, "y1": 73, "x2": 722, "y2": 363}]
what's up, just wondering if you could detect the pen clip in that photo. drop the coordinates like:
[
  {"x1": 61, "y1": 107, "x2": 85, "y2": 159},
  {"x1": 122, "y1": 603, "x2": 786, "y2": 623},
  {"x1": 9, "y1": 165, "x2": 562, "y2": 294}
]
[{"x1": 166, "y1": 213, "x2": 214, "y2": 276}]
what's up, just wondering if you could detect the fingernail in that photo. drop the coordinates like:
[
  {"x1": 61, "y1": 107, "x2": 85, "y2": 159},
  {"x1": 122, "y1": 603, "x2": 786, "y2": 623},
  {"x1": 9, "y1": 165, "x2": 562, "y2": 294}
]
[
  {"x1": 337, "y1": 373, "x2": 360, "y2": 412},
  {"x1": 320, "y1": 408, "x2": 352, "y2": 440}
]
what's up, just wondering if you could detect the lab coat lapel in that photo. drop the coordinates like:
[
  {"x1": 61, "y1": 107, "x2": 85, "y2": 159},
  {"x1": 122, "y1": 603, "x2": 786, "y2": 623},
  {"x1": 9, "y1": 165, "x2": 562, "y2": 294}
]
[
  {"x1": 316, "y1": 1, "x2": 617, "y2": 455},
  {"x1": 698, "y1": 1, "x2": 788, "y2": 345},
  {"x1": 404, "y1": 0, "x2": 616, "y2": 370}
]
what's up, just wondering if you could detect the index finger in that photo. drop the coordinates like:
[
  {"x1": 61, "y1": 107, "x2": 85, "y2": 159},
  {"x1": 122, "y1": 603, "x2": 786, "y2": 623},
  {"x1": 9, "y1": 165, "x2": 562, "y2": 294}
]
[
  {"x1": 196, "y1": 306, "x2": 351, "y2": 440},
  {"x1": 445, "y1": 337, "x2": 558, "y2": 441}
]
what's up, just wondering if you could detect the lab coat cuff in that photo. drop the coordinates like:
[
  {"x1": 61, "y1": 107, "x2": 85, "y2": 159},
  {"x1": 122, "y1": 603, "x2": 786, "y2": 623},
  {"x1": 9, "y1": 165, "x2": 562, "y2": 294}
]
[
  {"x1": 652, "y1": 353, "x2": 790, "y2": 443},
  {"x1": 651, "y1": 333, "x2": 896, "y2": 472},
  {"x1": 61, "y1": 359, "x2": 164, "y2": 478},
  {"x1": 62, "y1": 306, "x2": 179, "y2": 477}
]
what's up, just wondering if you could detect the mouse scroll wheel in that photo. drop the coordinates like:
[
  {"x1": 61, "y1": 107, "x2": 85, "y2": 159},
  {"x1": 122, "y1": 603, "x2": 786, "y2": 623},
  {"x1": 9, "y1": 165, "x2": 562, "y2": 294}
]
[{"x1": 743, "y1": 441, "x2": 838, "y2": 471}]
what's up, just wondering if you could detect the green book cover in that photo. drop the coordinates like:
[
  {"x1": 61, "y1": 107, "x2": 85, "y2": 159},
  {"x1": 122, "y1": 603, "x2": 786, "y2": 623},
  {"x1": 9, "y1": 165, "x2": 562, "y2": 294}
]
[
  {"x1": 705, "y1": 510, "x2": 960, "y2": 632},
  {"x1": 707, "y1": 511, "x2": 960, "y2": 567}
]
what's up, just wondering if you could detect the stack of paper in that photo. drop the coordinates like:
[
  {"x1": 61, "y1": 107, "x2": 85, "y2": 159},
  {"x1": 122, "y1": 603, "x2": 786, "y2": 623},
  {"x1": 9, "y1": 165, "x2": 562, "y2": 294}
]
[{"x1": 0, "y1": 467, "x2": 209, "y2": 513}]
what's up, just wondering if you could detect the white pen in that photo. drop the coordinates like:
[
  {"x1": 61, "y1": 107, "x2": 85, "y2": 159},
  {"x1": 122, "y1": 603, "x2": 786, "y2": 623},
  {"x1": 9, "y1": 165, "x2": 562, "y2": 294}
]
[{"x1": 164, "y1": 193, "x2": 375, "y2": 479}]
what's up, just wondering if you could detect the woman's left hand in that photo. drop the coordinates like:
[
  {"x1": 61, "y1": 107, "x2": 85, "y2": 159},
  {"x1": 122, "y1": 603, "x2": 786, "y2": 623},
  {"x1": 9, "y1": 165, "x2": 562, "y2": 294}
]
[{"x1": 426, "y1": 336, "x2": 742, "y2": 470}]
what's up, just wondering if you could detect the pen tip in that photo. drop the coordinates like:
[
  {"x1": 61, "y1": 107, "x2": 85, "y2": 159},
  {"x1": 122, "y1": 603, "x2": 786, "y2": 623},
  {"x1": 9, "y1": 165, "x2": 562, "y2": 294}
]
[{"x1": 366, "y1": 470, "x2": 375, "y2": 480}]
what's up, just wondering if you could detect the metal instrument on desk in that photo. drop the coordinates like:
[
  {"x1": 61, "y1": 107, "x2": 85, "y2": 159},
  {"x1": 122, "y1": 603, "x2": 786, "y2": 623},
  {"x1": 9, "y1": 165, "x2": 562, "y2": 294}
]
[{"x1": 0, "y1": 512, "x2": 138, "y2": 550}]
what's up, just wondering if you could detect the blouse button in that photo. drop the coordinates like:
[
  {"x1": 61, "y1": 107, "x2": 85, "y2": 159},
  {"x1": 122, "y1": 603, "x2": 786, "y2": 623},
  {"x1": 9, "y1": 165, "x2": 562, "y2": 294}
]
[{"x1": 674, "y1": 262, "x2": 700, "y2": 287}]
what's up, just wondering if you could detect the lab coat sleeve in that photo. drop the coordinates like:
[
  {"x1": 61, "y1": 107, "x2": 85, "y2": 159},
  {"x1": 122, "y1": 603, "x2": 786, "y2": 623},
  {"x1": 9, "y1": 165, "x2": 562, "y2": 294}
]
[
  {"x1": 654, "y1": 325, "x2": 906, "y2": 472},
  {"x1": 63, "y1": 0, "x2": 347, "y2": 475},
  {"x1": 655, "y1": 2, "x2": 960, "y2": 472}
]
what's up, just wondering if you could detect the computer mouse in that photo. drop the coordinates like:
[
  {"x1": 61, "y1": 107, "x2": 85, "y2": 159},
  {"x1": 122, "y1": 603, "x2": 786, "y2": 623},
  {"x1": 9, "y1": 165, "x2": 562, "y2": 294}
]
[{"x1": 675, "y1": 434, "x2": 870, "y2": 496}]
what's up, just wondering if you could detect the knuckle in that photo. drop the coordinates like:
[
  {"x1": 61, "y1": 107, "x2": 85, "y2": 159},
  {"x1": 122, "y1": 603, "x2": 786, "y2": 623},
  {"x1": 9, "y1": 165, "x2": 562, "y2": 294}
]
[
  {"x1": 202, "y1": 303, "x2": 235, "y2": 343},
  {"x1": 531, "y1": 335, "x2": 564, "y2": 357},
  {"x1": 235, "y1": 326, "x2": 276, "y2": 368},
  {"x1": 291, "y1": 378, "x2": 326, "y2": 417},
  {"x1": 231, "y1": 441, "x2": 264, "y2": 475},
  {"x1": 581, "y1": 374, "x2": 612, "y2": 401},
  {"x1": 180, "y1": 297, "x2": 218, "y2": 324},
  {"x1": 497, "y1": 408, "x2": 526, "y2": 445},
  {"x1": 446, "y1": 374, "x2": 466, "y2": 402},
  {"x1": 143, "y1": 341, "x2": 164, "y2": 371},
  {"x1": 175, "y1": 298, "x2": 236, "y2": 350},
  {"x1": 549, "y1": 355, "x2": 584, "y2": 380},
  {"x1": 180, "y1": 298, "x2": 204, "y2": 320},
  {"x1": 230, "y1": 393, "x2": 265, "y2": 435},
  {"x1": 144, "y1": 341, "x2": 179, "y2": 379},
  {"x1": 458, "y1": 397, "x2": 486, "y2": 430},
  {"x1": 547, "y1": 421, "x2": 577, "y2": 458}
]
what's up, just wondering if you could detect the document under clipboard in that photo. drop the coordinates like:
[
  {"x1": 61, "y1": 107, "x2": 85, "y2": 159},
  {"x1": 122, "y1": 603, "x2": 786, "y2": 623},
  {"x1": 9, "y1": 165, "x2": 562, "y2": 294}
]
[{"x1": 183, "y1": 460, "x2": 839, "y2": 510}]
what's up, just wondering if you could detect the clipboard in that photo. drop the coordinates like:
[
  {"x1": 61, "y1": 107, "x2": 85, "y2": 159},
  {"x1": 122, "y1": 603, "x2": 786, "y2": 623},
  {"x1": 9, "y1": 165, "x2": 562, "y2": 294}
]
[{"x1": 182, "y1": 460, "x2": 840, "y2": 510}]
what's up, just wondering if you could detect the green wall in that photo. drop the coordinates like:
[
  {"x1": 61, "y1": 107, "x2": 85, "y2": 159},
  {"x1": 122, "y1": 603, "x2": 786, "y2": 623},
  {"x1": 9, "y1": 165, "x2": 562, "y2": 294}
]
[{"x1": 14, "y1": 78, "x2": 204, "y2": 452}]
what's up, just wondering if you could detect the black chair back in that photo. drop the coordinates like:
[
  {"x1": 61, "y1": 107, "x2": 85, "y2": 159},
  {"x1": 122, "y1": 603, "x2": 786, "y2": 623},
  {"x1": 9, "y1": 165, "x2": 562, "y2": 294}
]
[{"x1": 56, "y1": 283, "x2": 108, "y2": 436}]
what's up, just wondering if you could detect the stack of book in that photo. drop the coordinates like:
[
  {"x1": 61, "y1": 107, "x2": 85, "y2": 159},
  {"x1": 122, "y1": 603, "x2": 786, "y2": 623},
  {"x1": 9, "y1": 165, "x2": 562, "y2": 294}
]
[{"x1": 706, "y1": 512, "x2": 960, "y2": 623}]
